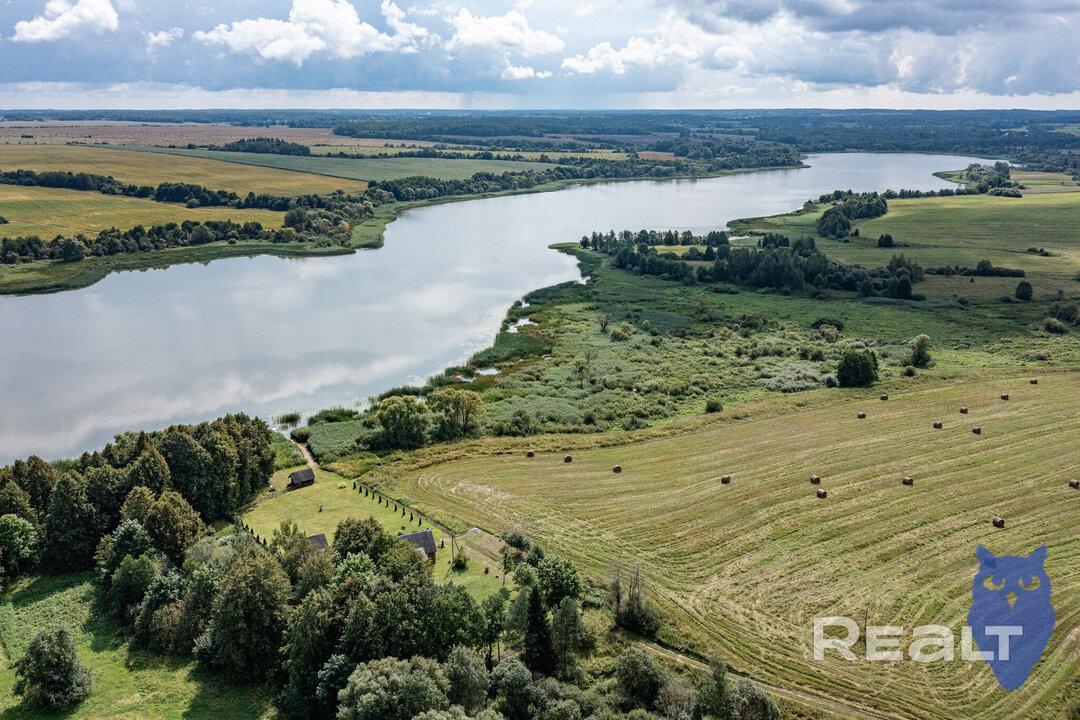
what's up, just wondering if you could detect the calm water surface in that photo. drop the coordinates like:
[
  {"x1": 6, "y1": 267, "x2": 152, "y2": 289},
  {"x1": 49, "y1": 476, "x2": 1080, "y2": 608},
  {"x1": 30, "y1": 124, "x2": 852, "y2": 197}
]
[{"x1": 0, "y1": 153, "x2": 987, "y2": 461}]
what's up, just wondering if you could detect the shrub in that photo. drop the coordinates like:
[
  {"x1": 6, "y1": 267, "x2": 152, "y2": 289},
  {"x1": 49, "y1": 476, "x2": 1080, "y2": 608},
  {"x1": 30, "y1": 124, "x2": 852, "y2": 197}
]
[
  {"x1": 452, "y1": 549, "x2": 469, "y2": 571},
  {"x1": 1015, "y1": 281, "x2": 1033, "y2": 301},
  {"x1": 836, "y1": 350, "x2": 879, "y2": 387},
  {"x1": 1043, "y1": 317, "x2": 1068, "y2": 334},
  {"x1": 877, "y1": 234, "x2": 893, "y2": 248},
  {"x1": 13, "y1": 627, "x2": 92, "y2": 710},
  {"x1": 615, "y1": 647, "x2": 664, "y2": 709},
  {"x1": 728, "y1": 678, "x2": 780, "y2": 720},
  {"x1": 276, "y1": 411, "x2": 302, "y2": 427},
  {"x1": 705, "y1": 398, "x2": 723, "y2": 413},
  {"x1": 611, "y1": 322, "x2": 637, "y2": 341},
  {"x1": 904, "y1": 334, "x2": 932, "y2": 367},
  {"x1": 290, "y1": 427, "x2": 312, "y2": 443},
  {"x1": 903, "y1": 366, "x2": 916, "y2": 377}
]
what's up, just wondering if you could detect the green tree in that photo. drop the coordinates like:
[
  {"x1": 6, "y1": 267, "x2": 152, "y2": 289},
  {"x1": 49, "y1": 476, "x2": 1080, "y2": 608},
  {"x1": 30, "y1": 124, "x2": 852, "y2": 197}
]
[
  {"x1": 551, "y1": 597, "x2": 585, "y2": 681},
  {"x1": 0, "y1": 514, "x2": 38, "y2": 575},
  {"x1": 692, "y1": 655, "x2": 732, "y2": 720},
  {"x1": 492, "y1": 656, "x2": 533, "y2": 720},
  {"x1": 13, "y1": 627, "x2": 92, "y2": 710},
  {"x1": 338, "y1": 657, "x2": 450, "y2": 720},
  {"x1": 296, "y1": 550, "x2": 335, "y2": 599},
  {"x1": 836, "y1": 349, "x2": 879, "y2": 387},
  {"x1": 279, "y1": 588, "x2": 339, "y2": 720},
  {"x1": 522, "y1": 586, "x2": 554, "y2": 675},
  {"x1": 120, "y1": 486, "x2": 156, "y2": 524},
  {"x1": 480, "y1": 593, "x2": 506, "y2": 670},
  {"x1": 430, "y1": 388, "x2": 486, "y2": 440},
  {"x1": 143, "y1": 490, "x2": 202, "y2": 565},
  {"x1": 157, "y1": 430, "x2": 212, "y2": 516},
  {"x1": 428, "y1": 584, "x2": 485, "y2": 659},
  {"x1": 58, "y1": 237, "x2": 86, "y2": 262},
  {"x1": 1015, "y1": 280, "x2": 1033, "y2": 301},
  {"x1": 12, "y1": 456, "x2": 57, "y2": 525},
  {"x1": 537, "y1": 554, "x2": 582, "y2": 608},
  {"x1": 270, "y1": 519, "x2": 317, "y2": 583},
  {"x1": 108, "y1": 553, "x2": 157, "y2": 621},
  {"x1": 334, "y1": 516, "x2": 394, "y2": 563},
  {"x1": 445, "y1": 645, "x2": 489, "y2": 714},
  {"x1": 127, "y1": 446, "x2": 171, "y2": 495},
  {"x1": 43, "y1": 473, "x2": 98, "y2": 571},
  {"x1": 0, "y1": 480, "x2": 35, "y2": 524},
  {"x1": 728, "y1": 678, "x2": 779, "y2": 720},
  {"x1": 203, "y1": 545, "x2": 290, "y2": 678},
  {"x1": 376, "y1": 396, "x2": 429, "y2": 449},
  {"x1": 615, "y1": 647, "x2": 664, "y2": 709},
  {"x1": 905, "y1": 334, "x2": 932, "y2": 367}
]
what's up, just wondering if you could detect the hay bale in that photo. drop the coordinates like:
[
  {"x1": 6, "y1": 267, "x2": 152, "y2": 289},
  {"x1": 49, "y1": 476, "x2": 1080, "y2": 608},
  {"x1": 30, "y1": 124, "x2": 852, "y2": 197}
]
[
  {"x1": 1030, "y1": 379, "x2": 1038, "y2": 385},
  {"x1": 880, "y1": 394, "x2": 889, "y2": 401},
  {"x1": 972, "y1": 427, "x2": 982, "y2": 435},
  {"x1": 1068, "y1": 479, "x2": 1079, "y2": 490},
  {"x1": 960, "y1": 407, "x2": 968, "y2": 414},
  {"x1": 564, "y1": 455, "x2": 573, "y2": 463},
  {"x1": 933, "y1": 421, "x2": 943, "y2": 429},
  {"x1": 810, "y1": 474, "x2": 821, "y2": 485},
  {"x1": 613, "y1": 465, "x2": 622, "y2": 474},
  {"x1": 816, "y1": 488, "x2": 828, "y2": 499},
  {"x1": 526, "y1": 450, "x2": 535, "y2": 458},
  {"x1": 721, "y1": 474, "x2": 731, "y2": 484},
  {"x1": 1001, "y1": 393, "x2": 1010, "y2": 401},
  {"x1": 992, "y1": 516, "x2": 1005, "y2": 528},
  {"x1": 857, "y1": 412, "x2": 866, "y2": 419},
  {"x1": 902, "y1": 476, "x2": 914, "y2": 486}
]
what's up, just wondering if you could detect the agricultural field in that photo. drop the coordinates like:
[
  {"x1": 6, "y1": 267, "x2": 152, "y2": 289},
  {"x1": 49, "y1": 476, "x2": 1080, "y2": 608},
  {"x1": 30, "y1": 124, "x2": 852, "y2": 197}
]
[
  {"x1": 0, "y1": 185, "x2": 285, "y2": 239},
  {"x1": 117, "y1": 146, "x2": 561, "y2": 182},
  {"x1": 370, "y1": 372, "x2": 1080, "y2": 720},
  {"x1": 0, "y1": 574, "x2": 274, "y2": 720},
  {"x1": 243, "y1": 467, "x2": 504, "y2": 599},
  {"x1": 0, "y1": 144, "x2": 368, "y2": 195}
]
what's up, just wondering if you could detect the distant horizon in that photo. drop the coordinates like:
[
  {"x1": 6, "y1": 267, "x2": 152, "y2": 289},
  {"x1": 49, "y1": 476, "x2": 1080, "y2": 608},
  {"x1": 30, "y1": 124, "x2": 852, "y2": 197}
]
[{"x1": 3, "y1": 106, "x2": 1080, "y2": 114}]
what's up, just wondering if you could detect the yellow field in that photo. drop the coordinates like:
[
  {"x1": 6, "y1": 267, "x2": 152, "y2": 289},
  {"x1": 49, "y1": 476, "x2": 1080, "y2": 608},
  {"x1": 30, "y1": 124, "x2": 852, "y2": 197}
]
[
  {"x1": 0, "y1": 185, "x2": 284, "y2": 238},
  {"x1": 0, "y1": 144, "x2": 368, "y2": 196},
  {"x1": 374, "y1": 372, "x2": 1080, "y2": 720}
]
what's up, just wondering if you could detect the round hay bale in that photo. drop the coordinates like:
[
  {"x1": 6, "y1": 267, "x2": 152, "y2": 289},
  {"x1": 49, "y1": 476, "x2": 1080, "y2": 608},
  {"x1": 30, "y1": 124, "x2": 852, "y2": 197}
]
[
  {"x1": 1068, "y1": 479, "x2": 1079, "y2": 490},
  {"x1": 613, "y1": 465, "x2": 622, "y2": 474},
  {"x1": 526, "y1": 450, "x2": 535, "y2": 458},
  {"x1": 857, "y1": 412, "x2": 866, "y2": 419},
  {"x1": 1030, "y1": 379, "x2": 1039, "y2": 385},
  {"x1": 933, "y1": 421, "x2": 943, "y2": 429},
  {"x1": 1001, "y1": 393, "x2": 1010, "y2": 401},
  {"x1": 720, "y1": 474, "x2": 731, "y2": 484},
  {"x1": 902, "y1": 476, "x2": 914, "y2": 486},
  {"x1": 564, "y1": 455, "x2": 573, "y2": 463},
  {"x1": 972, "y1": 427, "x2": 982, "y2": 435},
  {"x1": 960, "y1": 407, "x2": 968, "y2": 414},
  {"x1": 816, "y1": 488, "x2": 828, "y2": 499},
  {"x1": 810, "y1": 474, "x2": 821, "y2": 485},
  {"x1": 880, "y1": 394, "x2": 889, "y2": 401},
  {"x1": 992, "y1": 516, "x2": 1005, "y2": 529}
]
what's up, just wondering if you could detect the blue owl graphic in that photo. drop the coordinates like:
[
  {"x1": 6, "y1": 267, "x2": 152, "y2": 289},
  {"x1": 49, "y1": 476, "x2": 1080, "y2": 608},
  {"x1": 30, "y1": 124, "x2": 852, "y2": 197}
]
[{"x1": 967, "y1": 544, "x2": 1055, "y2": 690}]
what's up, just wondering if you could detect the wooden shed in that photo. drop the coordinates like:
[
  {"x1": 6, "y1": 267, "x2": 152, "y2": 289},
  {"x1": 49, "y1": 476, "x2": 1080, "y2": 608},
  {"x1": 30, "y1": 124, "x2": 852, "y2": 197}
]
[
  {"x1": 287, "y1": 468, "x2": 315, "y2": 489},
  {"x1": 399, "y1": 528, "x2": 437, "y2": 563}
]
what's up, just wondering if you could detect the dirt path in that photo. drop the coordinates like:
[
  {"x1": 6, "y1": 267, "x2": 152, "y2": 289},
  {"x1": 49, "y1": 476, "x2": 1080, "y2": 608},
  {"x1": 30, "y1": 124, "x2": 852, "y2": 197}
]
[
  {"x1": 291, "y1": 437, "x2": 316, "y2": 470},
  {"x1": 637, "y1": 642, "x2": 890, "y2": 720}
]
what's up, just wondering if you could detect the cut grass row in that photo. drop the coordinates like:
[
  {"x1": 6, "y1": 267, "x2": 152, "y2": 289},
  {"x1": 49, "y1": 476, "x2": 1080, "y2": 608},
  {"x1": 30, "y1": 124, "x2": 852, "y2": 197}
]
[
  {"x1": 0, "y1": 143, "x2": 367, "y2": 196},
  {"x1": 373, "y1": 372, "x2": 1080, "y2": 720}
]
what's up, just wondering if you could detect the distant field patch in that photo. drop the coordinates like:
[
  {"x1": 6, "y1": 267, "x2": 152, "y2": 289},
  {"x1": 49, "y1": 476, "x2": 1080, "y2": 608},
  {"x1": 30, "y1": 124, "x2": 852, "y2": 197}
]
[
  {"x1": 120, "y1": 146, "x2": 560, "y2": 182},
  {"x1": 0, "y1": 144, "x2": 368, "y2": 196},
  {"x1": 0, "y1": 185, "x2": 284, "y2": 238}
]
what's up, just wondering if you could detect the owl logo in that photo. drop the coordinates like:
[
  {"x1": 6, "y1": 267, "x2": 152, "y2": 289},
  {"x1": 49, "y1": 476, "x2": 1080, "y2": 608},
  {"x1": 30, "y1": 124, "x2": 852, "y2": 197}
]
[{"x1": 967, "y1": 544, "x2": 1055, "y2": 691}]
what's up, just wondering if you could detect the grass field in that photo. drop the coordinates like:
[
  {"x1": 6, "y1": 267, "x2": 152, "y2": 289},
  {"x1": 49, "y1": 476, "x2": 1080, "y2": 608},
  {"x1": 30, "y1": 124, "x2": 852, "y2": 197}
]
[
  {"x1": 0, "y1": 144, "x2": 368, "y2": 196},
  {"x1": 0, "y1": 574, "x2": 274, "y2": 720},
  {"x1": 243, "y1": 467, "x2": 504, "y2": 599},
  {"x1": 118, "y1": 146, "x2": 560, "y2": 182},
  {"x1": 370, "y1": 372, "x2": 1080, "y2": 720},
  {"x1": 0, "y1": 185, "x2": 285, "y2": 239}
]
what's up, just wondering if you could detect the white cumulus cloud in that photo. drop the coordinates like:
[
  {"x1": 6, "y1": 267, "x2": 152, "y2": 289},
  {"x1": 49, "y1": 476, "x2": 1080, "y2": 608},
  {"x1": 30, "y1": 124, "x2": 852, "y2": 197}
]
[
  {"x1": 448, "y1": 8, "x2": 564, "y2": 57},
  {"x1": 562, "y1": 36, "x2": 697, "y2": 74},
  {"x1": 194, "y1": 0, "x2": 428, "y2": 65},
  {"x1": 146, "y1": 27, "x2": 183, "y2": 51},
  {"x1": 12, "y1": 0, "x2": 119, "y2": 42}
]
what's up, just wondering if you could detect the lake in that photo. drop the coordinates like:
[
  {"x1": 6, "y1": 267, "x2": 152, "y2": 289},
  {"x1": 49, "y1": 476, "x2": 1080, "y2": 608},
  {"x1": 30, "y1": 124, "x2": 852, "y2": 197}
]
[{"x1": 0, "y1": 152, "x2": 988, "y2": 462}]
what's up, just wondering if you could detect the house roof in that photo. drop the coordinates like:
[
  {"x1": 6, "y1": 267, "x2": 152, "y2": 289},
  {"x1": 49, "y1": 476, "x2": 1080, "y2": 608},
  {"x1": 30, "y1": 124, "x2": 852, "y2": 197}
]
[
  {"x1": 289, "y1": 468, "x2": 315, "y2": 484},
  {"x1": 399, "y1": 528, "x2": 437, "y2": 556},
  {"x1": 307, "y1": 533, "x2": 329, "y2": 550}
]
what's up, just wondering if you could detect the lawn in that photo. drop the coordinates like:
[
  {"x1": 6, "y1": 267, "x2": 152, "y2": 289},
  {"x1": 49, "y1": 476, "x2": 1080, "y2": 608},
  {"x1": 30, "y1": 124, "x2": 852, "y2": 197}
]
[
  {"x1": 375, "y1": 372, "x2": 1080, "y2": 720},
  {"x1": 0, "y1": 574, "x2": 274, "y2": 720},
  {"x1": 243, "y1": 467, "x2": 505, "y2": 599},
  {"x1": 0, "y1": 185, "x2": 285, "y2": 239},
  {"x1": 0, "y1": 144, "x2": 368, "y2": 196},
  {"x1": 117, "y1": 146, "x2": 561, "y2": 182}
]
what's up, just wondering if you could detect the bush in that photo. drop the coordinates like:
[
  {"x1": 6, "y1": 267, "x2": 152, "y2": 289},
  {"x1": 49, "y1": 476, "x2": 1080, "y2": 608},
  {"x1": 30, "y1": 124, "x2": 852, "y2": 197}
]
[
  {"x1": 1015, "y1": 281, "x2": 1033, "y2": 301},
  {"x1": 611, "y1": 322, "x2": 637, "y2": 341},
  {"x1": 728, "y1": 678, "x2": 779, "y2": 720},
  {"x1": 452, "y1": 549, "x2": 469, "y2": 571},
  {"x1": 836, "y1": 349, "x2": 879, "y2": 387},
  {"x1": 615, "y1": 647, "x2": 664, "y2": 709},
  {"x1": 705, "y1": 398, "x2": 723, "y2": 413},
  {"x1": 876, "y1": 234, "x2": 893, "y2": 248},
  {"x1": 904, "y1": 334, "x2": 931, "y2": 367},
  {"x1": 902, "y1": 366, "x2": 916, "y2": 377},
  {"x1": 13, "y1": 627, "x2": 92, "y2": 710},
  {"x1": 1043, "y1": 317, "x2": 1068, "y2": 334},
  {"x1": 290, "y1": 427, "x2": 312, "y2": 443}
]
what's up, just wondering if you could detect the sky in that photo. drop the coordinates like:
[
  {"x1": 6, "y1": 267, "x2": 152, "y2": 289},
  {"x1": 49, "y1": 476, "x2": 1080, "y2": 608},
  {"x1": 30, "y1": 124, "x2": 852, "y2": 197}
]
[{"x1": 1, "y1": 0, "x2": 1079, "y2": 109}]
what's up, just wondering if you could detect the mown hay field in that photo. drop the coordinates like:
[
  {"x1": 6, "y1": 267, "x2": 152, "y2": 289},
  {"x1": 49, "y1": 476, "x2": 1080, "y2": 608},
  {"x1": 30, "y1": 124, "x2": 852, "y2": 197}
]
[
  {"x1": 0, "y1": 185, "x2": 285, "y2": 238},
  {"x1": 120, "y1": 146, "x2": 560, "y2": 182},
  {"x1": 381, "y1": 373, "x2": 1080, "y2": 720},
  {"x1": 0, "y1": 144, "x2": 368, "y2": 195}
]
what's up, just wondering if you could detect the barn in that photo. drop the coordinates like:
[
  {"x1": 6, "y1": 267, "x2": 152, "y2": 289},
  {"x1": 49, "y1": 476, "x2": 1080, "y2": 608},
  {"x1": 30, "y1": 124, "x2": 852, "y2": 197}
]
[
  {"x1": 307, "y1": 533, "x2": 329, "y2": 551},
  {"x1": 287, "y1": 468, "x2": 315, "y2": 489},
  {"x1": 399, "y1": 528, "x2": 437, "y2": 563}
]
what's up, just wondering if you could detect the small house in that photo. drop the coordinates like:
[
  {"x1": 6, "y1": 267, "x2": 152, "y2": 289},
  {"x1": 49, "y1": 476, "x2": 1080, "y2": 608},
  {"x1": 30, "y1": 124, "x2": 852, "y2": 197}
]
[
  {"x1": 287, "y1": 468, "x2": 315, "y2": 489},
  {"x1": 307, "y1": 533, "x2": 329, "y2": 551},
  {"x1": 399, "y1": 528, "x2": 437, "y2": 563}
]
